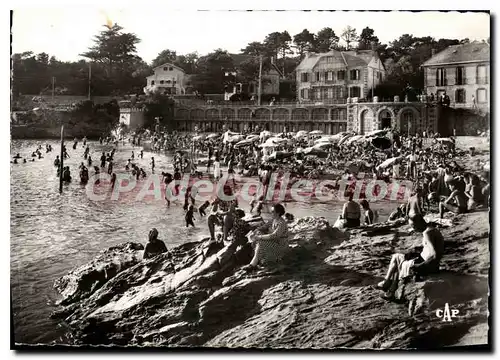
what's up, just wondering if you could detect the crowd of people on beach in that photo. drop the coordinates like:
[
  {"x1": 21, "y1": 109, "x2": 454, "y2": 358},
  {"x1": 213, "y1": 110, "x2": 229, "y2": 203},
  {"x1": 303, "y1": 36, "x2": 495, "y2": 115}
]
[{"x1": 12, "y1": 125, "x2": 490, "y2": 303}]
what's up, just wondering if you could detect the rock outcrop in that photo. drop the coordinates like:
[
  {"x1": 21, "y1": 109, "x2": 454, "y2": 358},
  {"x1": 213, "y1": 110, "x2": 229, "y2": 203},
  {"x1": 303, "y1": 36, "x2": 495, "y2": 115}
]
[{"x1": 52, "y1": 212, "x2": 490, "y2": 349}]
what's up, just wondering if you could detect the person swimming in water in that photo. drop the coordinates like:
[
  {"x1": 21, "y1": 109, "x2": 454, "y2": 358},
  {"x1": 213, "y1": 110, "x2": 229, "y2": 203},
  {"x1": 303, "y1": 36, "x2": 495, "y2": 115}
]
[
  {"x1": 94, "y1": 166, "x2": 100, "y2": 184},
  {"x1": 198, "y1": 200, "x2": 210, "y2": 217},
  {"x1": 131, "y1": 151, "x2": 135, "y2": 160},
  {"x1": 185, "y1": 204, "x2": 196, "y2": 227},
  {"x1": 140, "y1": 150, "x2": 144, "y2": 159},
  {"x1": 125, "y1": 159, "x2": 131, "y2": 171},
  {"x1": 88, "y1": 155, "x2": 92, "y2": 167},
  {"x1": 54, "y1": 156, "x2": 60, "y2": 168},
  {"x1": 100, "y1": 152, "x2": 106, "y2": 168},
  {"x1": 111, "y1": 173, "x2": 117, "y2": 189},
  {"x1": 62, "y1": 166, "x2": 72, "y2": 182},
  {"x1": 107, "y1": 161, "x2": 113, "y2": 175}
]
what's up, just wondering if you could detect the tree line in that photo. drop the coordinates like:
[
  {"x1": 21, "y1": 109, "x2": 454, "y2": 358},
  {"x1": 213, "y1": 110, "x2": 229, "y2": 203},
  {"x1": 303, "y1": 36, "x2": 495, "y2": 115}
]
[{"x1": 12, "y1": 22, "x2": 488, "y2": 102}]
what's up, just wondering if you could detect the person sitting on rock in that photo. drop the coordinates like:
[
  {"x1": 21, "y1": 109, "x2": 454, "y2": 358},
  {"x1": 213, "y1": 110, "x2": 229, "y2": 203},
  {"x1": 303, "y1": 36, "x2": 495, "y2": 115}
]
[
  {"x1": 374, "y1": 220, "x2": 444, "y2": 300},
  {"x1": 439, "y1": 180, "x2": 467, "y2": 218},
  {"x1": 406, "y1": 188, "x2": 426, "y2": 231},
  {"x1": 360, "y1": 199, "x2": 375, "y2": 225},
  {"x1": 340, "y1": 192, "x2": 361, "y2": 228},
  {"x1": 388, "y1": 204, "x2": 406, "y2": 221},
  {"x1": 243, "y1": 203, "x2": 289, "y2": 272},
  {"x1": 143, "y1": 228, "x2": 168, "y2": 260}
]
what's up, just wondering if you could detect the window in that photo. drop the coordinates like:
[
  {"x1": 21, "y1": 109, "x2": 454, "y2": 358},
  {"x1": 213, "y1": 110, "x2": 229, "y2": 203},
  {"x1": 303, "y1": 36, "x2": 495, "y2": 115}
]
[
  {"x1": 301, "y1": 88, "x2": 310, "y2": 99},
  {"x1": 315, "y1": 72, "x2": 320, "y2": 82},
  {"x1": 327, "y1": 71, "x2": 333, "y2": 81},
  {"x1": 350, "y1": 69, "x2": 360, "y2": 80},
  {"x1": 337, "y1": 70, "x2": 346, "y2": 80},
  {"x1": 349, "y1": 86, "x2": 361, "y2": 98},
  {"x1": 163, "y1": 67, "x2": 168, "y2": 71},
  {"x1": 166, "y1": 79, "x2": 171, "y2": 84},
  {"x1": 327, "y1": 88, "x2": 333, "y2": 99},
  {"x1": 455, "y1": 89, "x2": 466, "y2": 103},
  {"x1": 151, "y1": 80, "x2": 155, "y2": 85},
  {"x1": 435, "y1": 68, "x2": 446, "y2": 86},
  {"x1": 315, "y1": 88, "x2": 321, "y2": 100},
  {"x1": 301, "y1": 73, "x2": 309, "y2": 82},
  {"x1": 169, "y1": 67, "x2": 173, "y2": 71},
  {"x1": 477, "y1": 65, "x2": 487, "y2": 84},
  {"x1": 477, "y1": 88, "x2": 487, "y2": 103},
  {"x1": 327, "y1": 56, "x2": 334, "y2": 63},
  {"x1": 159, "y1": 80, "x2": 164, "y2": 84},
  {"x1": 456, "y1": 66, "x2": 465, "y2": 85}
]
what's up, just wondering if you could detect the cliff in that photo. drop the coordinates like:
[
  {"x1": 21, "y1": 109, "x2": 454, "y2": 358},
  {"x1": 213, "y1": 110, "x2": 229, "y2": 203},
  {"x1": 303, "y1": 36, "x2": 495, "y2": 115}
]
[{"x1": 51, "y1": 211, "x2": 490, "y2": 349}]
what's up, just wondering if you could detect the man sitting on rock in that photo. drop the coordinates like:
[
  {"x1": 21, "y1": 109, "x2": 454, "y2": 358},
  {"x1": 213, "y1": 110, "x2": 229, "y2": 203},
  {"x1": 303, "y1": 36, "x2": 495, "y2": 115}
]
[
  {"x1": 143, "y1": 228, "x2": 169, "y2": 260},
  {"x1": 374, "y1": 220, "x2": 444, "y2": 301}
]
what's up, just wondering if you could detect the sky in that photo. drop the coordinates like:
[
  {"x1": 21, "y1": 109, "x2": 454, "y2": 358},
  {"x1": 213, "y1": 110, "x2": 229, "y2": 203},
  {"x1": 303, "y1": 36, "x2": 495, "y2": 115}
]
[{"x1": 11, "y1": 9, "x2": 490, "y2": 64}]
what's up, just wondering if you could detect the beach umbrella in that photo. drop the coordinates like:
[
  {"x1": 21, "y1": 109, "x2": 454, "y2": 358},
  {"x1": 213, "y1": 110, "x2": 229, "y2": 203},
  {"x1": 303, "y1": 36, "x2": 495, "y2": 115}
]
[
  {"x1": 376, "y1": 156, "x2": 402, "y2": 170},
  {"x1": 294, "y1": 130, "x2": 309, "y2": 139},
  {"x1": 260, "y1": 131, "x2": 272, "y2": 141},
  {"x1": 309, "y1": 130, "x2": 323, "y2": 135},
  {"x1": 346, "y1": 135, "x2": 364, "y2": 145},
  {"x1": 259, "y1": 143, "x2": 276, "y2": 148},
  {"x1": 234, "y1": 139, "x2": 254, "y2": 148},
  {"x1": 365, "y1": 129, "x2": 388, "y2": 138},
  {"x1": 227, "y1": 135, "x2": 245, "y2": 143},
  {"x1": 246, "y1": 134, "x2": 260, "y2": 141},
  {"x1": 338, "y1": 133, "x2": 354, "y2": 146},
  {"x1": 313, "y1": 142, "x2": 334, "y2": 150},
  {"x1": 371, "y1": 137, "x2": 392, "y2": 150},
  {"x1": 268, "y1": 151, "x2": 294, "y2": 161}
]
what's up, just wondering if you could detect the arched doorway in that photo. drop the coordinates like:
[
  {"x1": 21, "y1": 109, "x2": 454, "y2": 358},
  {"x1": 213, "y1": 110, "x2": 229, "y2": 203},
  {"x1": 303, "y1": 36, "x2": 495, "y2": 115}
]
[
  {"x1": 400, "y1": 109, "x2": 415, "y2": 135},
  {"x1": 359, "y1": 109, "x2": 373, "y2": 135},
  {"x1": 379, "y1": 109, "x2": 392, "y2": 130}
]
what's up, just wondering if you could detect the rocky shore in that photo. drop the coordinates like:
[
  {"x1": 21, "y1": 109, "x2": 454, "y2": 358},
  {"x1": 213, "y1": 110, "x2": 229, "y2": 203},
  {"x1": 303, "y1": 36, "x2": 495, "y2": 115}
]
[{"x1": 52, "y1": 210, "x2": 489, "y2": 349}]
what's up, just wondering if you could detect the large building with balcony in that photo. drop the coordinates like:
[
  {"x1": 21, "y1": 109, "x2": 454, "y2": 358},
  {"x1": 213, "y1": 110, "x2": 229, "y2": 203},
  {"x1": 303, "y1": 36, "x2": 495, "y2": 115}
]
[
  {"x1": 421, "y1": 42, "x2": 490, "y2": 108},
  {"x1": 295, "y1": 49, "x2": 386, "y2": 104},
  {"x1": 144, "y1": 63, "x2": 191, "y2": 95}
]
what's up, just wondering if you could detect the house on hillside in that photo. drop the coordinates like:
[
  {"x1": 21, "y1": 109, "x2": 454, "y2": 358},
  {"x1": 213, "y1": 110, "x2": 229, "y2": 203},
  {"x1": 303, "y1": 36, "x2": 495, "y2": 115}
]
[
  {"x1": 143, "y1": 63, "x2": 193, "y2": 95},
  {"x1": 224, "y1": 53, "x2": 281, "y2": 101},
  {"x1": 421, "y1": 42, "x2": 490, "y2": 108},
  {"x1": 295, "y1": 48, "x2": 385, "y2": 104}
]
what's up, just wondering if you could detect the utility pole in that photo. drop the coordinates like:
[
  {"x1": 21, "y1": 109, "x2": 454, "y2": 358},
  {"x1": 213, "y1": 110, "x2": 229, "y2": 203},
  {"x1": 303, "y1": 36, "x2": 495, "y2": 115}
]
[
  {"x1": 257, "y1": 54, "x2": 263, "y2": 106},
  {"x1": 88, "y1": 62, "x2": 92, "y2": 100},
  {"x1": 52, "y1": 77, "x2": 56, "y2": 101}
]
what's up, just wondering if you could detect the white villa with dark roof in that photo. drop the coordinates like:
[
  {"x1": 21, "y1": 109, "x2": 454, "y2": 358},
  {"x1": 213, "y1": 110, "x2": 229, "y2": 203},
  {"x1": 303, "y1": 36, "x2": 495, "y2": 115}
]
[
  {"x1": 143, "y1": 63, "x2": 192, "y2": 95},
  {"x1": 421, "y1": 42, "x2": 490, "y2": 108},
  {"x1": 295, "y1": 49, "x2": 386, "y2": 104}
]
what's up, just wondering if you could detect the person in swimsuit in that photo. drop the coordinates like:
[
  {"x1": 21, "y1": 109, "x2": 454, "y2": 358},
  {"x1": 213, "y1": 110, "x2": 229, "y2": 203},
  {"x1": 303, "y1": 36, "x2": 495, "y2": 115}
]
[
  {"x1": 341, "y1": 192, "x2": 361, "y2": 228},
  {"x1": 406, "y1": 189, "x2": 426, "y2": 231},
  {"x1": 439, "y1": 180, "x2": 467, "y2": 218},
  {"x1": 360, "y1": 199, "x2": 375, "y2": 225},
  {"x1": 375, "y1": 220, "x2": 444, "y2": 300},
  {"x1": 185, "y1": 205, "x2": 195, "y2": 227},
  {"x1": 143, "y1": 228, "x2": 168, "y2": 259},
  {"x1": 464, "y1": 173, "x2": 484, "y2": 211}
]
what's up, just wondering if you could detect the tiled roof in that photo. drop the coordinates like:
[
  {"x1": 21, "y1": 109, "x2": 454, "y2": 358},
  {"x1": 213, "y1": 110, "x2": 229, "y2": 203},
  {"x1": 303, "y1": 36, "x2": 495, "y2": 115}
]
[
  {"x1": 295, "y1": 49, "x2": 376, "y2": 72},
  {"x1": 422, "y1": 42, "x2": 490, "y2": 66}
]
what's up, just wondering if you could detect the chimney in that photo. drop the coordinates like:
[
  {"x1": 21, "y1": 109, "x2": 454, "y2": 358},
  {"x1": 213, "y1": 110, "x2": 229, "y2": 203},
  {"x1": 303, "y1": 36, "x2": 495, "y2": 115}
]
[{"x1": 431, "y1": 48, "x2": 436, "y2": 56}]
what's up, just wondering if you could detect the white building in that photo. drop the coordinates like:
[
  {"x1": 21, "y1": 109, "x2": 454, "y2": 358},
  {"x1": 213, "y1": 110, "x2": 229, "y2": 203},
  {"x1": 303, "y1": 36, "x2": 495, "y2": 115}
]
[{"x1": 143, "y1": 63, "x2": 191, "y2": 95}]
